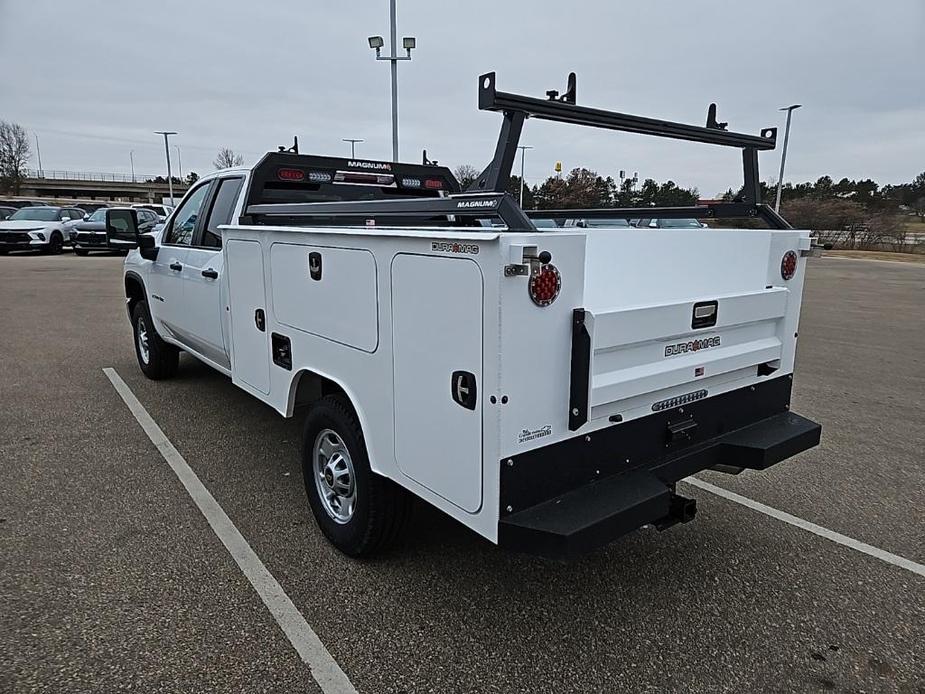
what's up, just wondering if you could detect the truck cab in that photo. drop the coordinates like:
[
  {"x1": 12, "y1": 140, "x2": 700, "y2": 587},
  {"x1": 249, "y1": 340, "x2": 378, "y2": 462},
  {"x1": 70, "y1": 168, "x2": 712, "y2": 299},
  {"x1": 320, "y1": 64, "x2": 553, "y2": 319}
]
[{"x1": 124, "y1": 169, "x2": 248, "y2": 372}]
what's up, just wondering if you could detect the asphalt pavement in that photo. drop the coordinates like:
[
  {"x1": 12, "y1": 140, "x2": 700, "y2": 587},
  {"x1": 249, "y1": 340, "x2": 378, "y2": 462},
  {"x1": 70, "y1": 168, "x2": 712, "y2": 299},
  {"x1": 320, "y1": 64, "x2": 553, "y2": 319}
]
[{"x1": 1, "y1": 252, "x2": 923, "y2": 693}]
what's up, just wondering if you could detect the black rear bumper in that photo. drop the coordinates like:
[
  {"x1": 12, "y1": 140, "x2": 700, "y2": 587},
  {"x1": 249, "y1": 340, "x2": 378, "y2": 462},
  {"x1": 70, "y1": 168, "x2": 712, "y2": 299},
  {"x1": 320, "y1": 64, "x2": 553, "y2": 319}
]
[{"x1": 498, "y1": 375, "x2": 820, "y2": 557}]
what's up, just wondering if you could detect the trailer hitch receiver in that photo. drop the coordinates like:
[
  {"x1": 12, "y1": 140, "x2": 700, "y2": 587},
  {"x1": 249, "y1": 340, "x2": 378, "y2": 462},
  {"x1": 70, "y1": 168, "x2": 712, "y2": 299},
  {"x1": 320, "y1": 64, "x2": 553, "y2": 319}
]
[{"x1": 656, "y1": 493, "x2": 697, "y2": 531}]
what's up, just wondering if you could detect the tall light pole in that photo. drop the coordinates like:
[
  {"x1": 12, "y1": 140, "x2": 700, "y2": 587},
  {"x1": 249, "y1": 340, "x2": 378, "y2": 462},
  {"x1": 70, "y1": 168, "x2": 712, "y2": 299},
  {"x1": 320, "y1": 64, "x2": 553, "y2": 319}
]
[
  {"x1": 174, "y1": 145, "x2": 183, "y2": 181},
  {"x1": 130, "y1": 150, "x2": 135, "y2": 182},
  {"x1": 775, "y1": 104, "x2": 801, "y2": 213},
  {"x1": 34, "y1": 133, "x2": 43, "y2": 177},
  {"x1": 517, "y1": 145, "x2": 533, "y2": 207},
  {"x1": 154, "y1": 131, "x2": 177, "y2": 205},
  {"x1": 368, "y1": 0, "x2": 416, "y2": 161},
  {"x1": 342, "y1": 138, "x2": 364, "y2": 158}
]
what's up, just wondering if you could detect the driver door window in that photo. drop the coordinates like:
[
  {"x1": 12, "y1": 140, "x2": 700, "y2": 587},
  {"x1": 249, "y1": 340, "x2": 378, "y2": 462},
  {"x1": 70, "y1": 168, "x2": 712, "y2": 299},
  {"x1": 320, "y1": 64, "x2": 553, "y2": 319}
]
[{"x1": 164, "y1": 183, "x2": 211, "y2": 246}]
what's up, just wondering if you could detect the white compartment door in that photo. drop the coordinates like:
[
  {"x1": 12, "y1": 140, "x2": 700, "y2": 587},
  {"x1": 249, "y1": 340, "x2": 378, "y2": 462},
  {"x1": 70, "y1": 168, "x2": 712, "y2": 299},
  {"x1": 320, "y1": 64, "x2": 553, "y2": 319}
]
[
  {"x1": 391, "y1": 254, "x2": 483, "y2": 513},
  {"x1": 226, "y1": 239, "x2": 270, "y2": 395}
]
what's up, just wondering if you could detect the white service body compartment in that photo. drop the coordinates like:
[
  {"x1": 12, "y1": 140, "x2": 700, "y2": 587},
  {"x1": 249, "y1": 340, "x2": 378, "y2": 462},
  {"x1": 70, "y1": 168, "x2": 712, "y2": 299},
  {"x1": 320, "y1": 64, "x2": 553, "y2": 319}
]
[
  {"x1": 270, "y1": 243, "x2": 379, "y2": 353},
  {"x1": 225, "y1": 239, "x2": 270, "y2": 394},
  {"x1": 391, "y1": 254, "x2": 484, "y2": 513}
]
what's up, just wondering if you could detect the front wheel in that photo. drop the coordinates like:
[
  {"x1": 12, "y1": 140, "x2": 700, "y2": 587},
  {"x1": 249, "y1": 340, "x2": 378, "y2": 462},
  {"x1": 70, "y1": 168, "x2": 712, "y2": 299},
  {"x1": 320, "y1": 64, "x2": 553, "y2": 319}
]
[
  {"x1": 302, "y1": 395, "x2": 410, "y2": 556},
  {"x1": 131, "y1": 300, "x2": 179, "y2": 380},
  {"x1": 43, "y1": 232, "x2": 64, "y2": 255}
]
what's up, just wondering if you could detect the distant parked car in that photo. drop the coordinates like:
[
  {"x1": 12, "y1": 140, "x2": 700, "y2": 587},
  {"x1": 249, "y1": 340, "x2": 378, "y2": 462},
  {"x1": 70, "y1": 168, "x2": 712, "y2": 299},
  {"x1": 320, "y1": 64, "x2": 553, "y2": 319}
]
[
  {"x1": 132, "y1": 203, "x2": 174, "y2": 222},
  {"x1": 634, "y1": 218, "x2": 707, "y2": 229},
  {"x1": 75, "y1": 202, "x2": 110, "y2": 216},
  {"x1": 0, "y1": 206, "x2": 84, "y2": 254},
  {"x1": 0, "y1": 206, "x2": 16, "y2": 220},
  {"x1": 73, "y1": 207, "x2": 159, "y2": 255}
]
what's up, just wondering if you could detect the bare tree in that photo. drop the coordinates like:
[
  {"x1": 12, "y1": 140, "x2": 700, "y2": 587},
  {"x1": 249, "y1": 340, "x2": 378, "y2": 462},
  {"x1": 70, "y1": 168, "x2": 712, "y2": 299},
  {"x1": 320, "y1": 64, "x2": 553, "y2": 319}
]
[
  {"x1": 914, "y1": 196, "x2": 925, "y2": 221},
  {"x1": 453, "y1": 164, "x2": 480, "y2": 189},
  {"x1": 0, "y1": 120, "x2": 32, "y2": 194},
  {"x1": 214, "y1": 147, "x2": 244, "y2": 170}
]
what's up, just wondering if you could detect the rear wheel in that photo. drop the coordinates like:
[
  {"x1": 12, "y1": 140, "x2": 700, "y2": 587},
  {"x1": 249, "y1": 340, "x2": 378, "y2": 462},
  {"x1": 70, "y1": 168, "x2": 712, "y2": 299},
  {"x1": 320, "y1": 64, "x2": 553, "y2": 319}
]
[
  {"x1": 131, "y1": 300, "x2": 179, "y2": 380},
  {"x1": 302, "y1": 395, "x2": 410, "y2": 556}
]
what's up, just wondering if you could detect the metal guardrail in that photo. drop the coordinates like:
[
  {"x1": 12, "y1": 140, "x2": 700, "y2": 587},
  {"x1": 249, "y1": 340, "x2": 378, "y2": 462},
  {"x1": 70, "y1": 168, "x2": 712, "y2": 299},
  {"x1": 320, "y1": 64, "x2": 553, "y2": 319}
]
[{"x1": 26, "y1": 169, "x2": 183, "y2": 184}]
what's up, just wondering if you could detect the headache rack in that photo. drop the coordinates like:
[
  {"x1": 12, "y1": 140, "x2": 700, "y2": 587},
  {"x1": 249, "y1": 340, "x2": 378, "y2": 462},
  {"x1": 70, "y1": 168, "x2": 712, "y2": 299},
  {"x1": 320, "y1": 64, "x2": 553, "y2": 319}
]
[{"x1": 243, "y1": 71, "x2": 790, "y2": 230}]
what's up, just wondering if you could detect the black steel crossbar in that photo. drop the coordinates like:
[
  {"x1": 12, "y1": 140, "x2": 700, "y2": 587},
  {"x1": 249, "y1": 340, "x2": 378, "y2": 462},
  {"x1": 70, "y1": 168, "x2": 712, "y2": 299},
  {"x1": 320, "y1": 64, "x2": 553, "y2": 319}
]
[{"x1": 478, "y1": 72, "x2": 777, "y2": 151}]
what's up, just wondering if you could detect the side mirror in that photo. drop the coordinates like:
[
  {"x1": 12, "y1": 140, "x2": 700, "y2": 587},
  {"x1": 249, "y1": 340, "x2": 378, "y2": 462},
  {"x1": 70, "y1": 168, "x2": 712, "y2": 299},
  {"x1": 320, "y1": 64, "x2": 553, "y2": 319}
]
[
  {"x1": 83, "y1": 214, "x2": 90, "y2": 221},
  {"x1": 106, "y1": 208, "x2": 140, "y2": 250},
  {"x1": 138, "y1": 233, "x2": 159, "y2": 261}
]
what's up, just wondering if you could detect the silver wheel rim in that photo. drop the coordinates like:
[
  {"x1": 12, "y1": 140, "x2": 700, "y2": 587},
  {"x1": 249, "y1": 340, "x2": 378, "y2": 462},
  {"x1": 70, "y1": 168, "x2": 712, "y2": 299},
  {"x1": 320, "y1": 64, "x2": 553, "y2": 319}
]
[
  {"x1": 137, "y1": 315, "x2": 150, "y2": 365},
  {"x1": 312, "y1": 429, "x2": 356, "y2": 524}
]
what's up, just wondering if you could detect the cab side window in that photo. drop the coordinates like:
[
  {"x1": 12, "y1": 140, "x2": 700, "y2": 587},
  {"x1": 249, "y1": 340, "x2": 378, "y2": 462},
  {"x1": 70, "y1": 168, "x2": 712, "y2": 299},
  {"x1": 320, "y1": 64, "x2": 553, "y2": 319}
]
[
  {"x1": 201, "y1": 177, "x2": 244, "y2": 249},
  {"x1": 164, "y1": 183, "x2": 210, "y2": 246}
]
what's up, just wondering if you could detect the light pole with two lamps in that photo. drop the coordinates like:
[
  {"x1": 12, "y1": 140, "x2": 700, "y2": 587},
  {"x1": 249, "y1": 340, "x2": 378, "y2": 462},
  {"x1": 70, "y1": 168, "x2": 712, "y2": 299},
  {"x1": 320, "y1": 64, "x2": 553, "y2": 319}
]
[{"x1": 367, "y1": 0, "x2": 416, "y2": 161}]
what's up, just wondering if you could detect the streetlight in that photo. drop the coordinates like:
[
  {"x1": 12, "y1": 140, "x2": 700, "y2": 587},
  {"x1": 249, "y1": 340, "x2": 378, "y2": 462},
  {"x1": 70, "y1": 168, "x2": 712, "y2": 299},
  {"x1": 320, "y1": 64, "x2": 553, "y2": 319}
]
[
  {"x1": 34, "y1": 133, "x2": 43, "y2": 177},
  {"x1": 517, "y1": 145, "x2": 533, "y2": 207},
  {"x1": 174, "y1": 145, "x2": 183, "y2": 181},
  {"x1": 342, "y1": 138, "x2": 365, "y2": 158},
  {"x1": 367, "y1": 0, "x2": 416, "y2": 161},
  {"x1": 774, "y1": 104, "x2": 802, "y2": 213},
  {"x1": 130, "y1": 150, "x2": 135, "y2": 182},
  {"x1": 154, "y1": 131, "x2": 177, "y2": 205}
]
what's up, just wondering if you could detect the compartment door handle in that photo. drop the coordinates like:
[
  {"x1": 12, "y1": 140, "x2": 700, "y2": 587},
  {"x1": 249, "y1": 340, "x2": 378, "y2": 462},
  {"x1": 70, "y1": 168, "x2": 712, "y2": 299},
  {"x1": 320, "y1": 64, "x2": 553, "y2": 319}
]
[{"x1": 451, "y1": 371, "x2": 477, "y2": 410}]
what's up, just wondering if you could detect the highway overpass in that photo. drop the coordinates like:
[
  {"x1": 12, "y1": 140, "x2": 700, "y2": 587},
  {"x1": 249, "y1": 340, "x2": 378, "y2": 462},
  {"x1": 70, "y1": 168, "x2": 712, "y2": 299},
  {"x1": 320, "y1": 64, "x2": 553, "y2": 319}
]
[{"x1": 8, "y1": 170, "x2": 190, "y2": 205}]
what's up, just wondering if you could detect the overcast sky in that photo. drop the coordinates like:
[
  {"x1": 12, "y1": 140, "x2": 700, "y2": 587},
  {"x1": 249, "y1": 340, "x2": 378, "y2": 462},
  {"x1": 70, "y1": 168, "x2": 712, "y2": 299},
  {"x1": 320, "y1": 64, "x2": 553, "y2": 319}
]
[{"x1": 1, "y1": 0, "x2": 922, "y2": 196}]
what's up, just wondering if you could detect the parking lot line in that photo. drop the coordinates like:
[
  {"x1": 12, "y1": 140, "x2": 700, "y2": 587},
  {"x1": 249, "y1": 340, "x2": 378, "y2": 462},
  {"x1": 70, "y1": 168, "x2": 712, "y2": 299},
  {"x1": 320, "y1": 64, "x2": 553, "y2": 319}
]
[
  {"x1": 684, "y1": 477, "x2": 925, "y2": 578},
  {"x1": 102, "y1": 367, "x2": 358, "y2": 694}
]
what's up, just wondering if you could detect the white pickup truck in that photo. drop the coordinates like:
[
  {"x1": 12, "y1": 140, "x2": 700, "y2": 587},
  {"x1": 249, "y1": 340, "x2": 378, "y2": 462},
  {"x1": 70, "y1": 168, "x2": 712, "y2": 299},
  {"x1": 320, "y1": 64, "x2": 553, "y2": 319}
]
[{"x1": 111, "y1": 72, "x2": 820, "y2": 557}]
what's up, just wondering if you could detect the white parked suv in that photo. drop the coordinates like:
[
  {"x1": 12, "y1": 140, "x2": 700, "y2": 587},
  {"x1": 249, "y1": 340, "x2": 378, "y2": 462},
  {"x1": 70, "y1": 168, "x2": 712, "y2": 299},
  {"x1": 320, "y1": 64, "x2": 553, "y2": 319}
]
[
  {"x1": 111, "y1": 72, "x2": 821, "y2": 559},
  {"x1": 0, "y1": 206, "x2": 84, "y2": 254}
]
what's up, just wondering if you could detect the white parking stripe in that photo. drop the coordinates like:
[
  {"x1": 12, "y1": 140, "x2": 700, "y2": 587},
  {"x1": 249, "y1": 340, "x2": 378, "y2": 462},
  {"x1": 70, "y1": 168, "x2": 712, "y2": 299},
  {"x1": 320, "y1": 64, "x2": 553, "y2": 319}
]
[
  {"x1": 684, "y1": 477, "x2": 925, "y2": 578},
  {"x1": 103, "y1": 368, "x2": 358, "y2": 694}
]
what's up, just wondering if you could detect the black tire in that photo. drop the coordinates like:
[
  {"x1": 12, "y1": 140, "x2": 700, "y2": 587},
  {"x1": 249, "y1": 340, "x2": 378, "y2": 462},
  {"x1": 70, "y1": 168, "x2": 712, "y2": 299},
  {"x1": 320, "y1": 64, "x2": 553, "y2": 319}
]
[
  {"x1": 301, "y1": 395, "x2": 410, "y2": 556},
  {"x1": 131, "y1": 300, "x2": 179, "y2": 380},
  {"x1": 44, "y1": 232, "x2": 64, "y2": 255},
  {"x1": 74, "y1": 249, "x2": 89, "y2": 257}
]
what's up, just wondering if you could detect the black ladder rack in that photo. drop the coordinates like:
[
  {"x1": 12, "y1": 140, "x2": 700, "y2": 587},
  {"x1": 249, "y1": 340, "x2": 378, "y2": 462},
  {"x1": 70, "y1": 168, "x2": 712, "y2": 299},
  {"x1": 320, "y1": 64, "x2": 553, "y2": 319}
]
[{"x1": 243, "y1": 71, "x2": 790, "y2": 230}]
